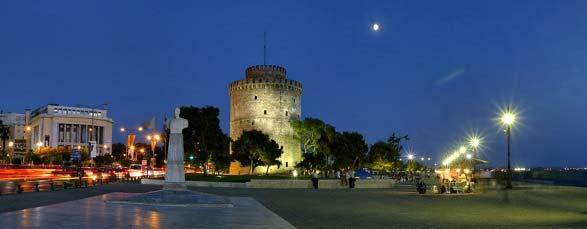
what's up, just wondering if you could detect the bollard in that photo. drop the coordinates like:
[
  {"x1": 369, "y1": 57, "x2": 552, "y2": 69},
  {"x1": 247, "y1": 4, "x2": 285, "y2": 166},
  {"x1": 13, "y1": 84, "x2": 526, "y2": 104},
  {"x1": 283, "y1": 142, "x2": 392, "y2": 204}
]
[
  {"x1": 34, "y1": 183, "x2": 40, "y2": 192},
  {"x1": 50, "y1": 182, "x2": 55, "y2": 191}
]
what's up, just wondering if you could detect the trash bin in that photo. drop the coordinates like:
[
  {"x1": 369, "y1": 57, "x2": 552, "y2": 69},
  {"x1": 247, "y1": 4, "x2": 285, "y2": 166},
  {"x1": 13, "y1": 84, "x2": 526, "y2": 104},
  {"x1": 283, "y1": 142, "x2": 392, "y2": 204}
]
[
  {"x1": 349, "y1": 177, "x2": 356, "y2": 188},
  {"x1": 311, "y1": 178, "x2": 319, "y2": 189}
]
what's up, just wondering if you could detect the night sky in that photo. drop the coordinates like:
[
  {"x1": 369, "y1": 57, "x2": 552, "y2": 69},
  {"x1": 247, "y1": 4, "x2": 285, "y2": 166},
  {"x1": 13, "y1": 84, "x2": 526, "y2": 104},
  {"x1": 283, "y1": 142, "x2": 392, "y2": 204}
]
[{"x1": 1, "y1": 1, "x2": 586, "y2": 167}]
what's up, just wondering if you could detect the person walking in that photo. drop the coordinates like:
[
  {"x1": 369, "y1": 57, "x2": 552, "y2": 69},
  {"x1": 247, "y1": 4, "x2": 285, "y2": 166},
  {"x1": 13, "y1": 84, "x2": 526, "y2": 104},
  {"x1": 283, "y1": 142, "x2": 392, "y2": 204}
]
[
  {"x1": 311, "y1": 170, "x2": 319, "y2": 189},
  {"x1": 348, "y1": 170, "x2": 356, "y2": 189},
  {"x1": 340, "y1": 169, "x2": 347, "y2": 186}
]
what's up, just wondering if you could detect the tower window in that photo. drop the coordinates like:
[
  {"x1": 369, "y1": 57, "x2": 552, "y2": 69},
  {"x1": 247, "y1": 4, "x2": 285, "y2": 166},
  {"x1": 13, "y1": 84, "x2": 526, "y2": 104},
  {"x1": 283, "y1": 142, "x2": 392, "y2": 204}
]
[
  {"x1": 264, "y1": 110, "x2": 267, "y2": 115},
  {"x1": 285, "y1": 111, "x2": 288, "y2": 116},
  {"x1": 254, "y1": 96, "x2": 257, "y2": 100},
  {"x1": 286, "y1": 162, "x2": 289, "y2": 167},
  {"x1": 251, "y1": 121, "x2": 254, "y2": 126}
]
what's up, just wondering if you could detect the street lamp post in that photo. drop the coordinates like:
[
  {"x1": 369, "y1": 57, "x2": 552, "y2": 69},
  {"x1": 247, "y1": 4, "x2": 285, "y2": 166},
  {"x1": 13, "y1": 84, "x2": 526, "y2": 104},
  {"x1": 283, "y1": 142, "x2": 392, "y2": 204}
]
[
  {"x1": 146, "y1": 134, "x2": 160, "y2": 176},
  {"x1": 34, "y1": 141, "x2": 43, "y2": 165},
  {"x1": 469, "y1": 136, "x2": 480, "y2": 172},
  {"x1": 500, "y1": 110, "x2": 516, "y2": 189},
  {"x1": 8, "y1": 141, "x2": 14, "y2": 164}
]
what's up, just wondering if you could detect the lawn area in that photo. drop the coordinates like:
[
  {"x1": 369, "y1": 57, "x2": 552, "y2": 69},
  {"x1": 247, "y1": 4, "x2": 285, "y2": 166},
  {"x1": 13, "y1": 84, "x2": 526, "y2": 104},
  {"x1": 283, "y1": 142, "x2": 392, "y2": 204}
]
[
  {"x1": 184, "y1": 174, "x2": 310, "y2": 183},
  {"x1": 189, "y1": 182, "x2": 587, "y2": 228}
]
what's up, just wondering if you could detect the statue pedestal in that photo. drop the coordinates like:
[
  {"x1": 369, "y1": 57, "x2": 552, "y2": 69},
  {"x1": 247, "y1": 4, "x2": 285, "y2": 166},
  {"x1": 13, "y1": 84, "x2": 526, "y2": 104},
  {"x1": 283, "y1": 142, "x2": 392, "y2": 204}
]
[{"x1": 164, "y1": 132, "x2": 186, "y2": 189}]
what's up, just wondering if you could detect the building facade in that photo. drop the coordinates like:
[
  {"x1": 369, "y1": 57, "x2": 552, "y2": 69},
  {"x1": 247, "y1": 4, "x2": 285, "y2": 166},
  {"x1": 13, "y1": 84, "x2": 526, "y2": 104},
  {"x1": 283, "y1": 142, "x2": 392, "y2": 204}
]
[
  {"x1": 229, "y1": 65, "x2": 303, "y2": 174},
  {"x1": 28, "y1": 104, "x2": 113, "y2": 156},
  {"x1": 0, "y1": 113, "x2": 27, "y2": 157}
]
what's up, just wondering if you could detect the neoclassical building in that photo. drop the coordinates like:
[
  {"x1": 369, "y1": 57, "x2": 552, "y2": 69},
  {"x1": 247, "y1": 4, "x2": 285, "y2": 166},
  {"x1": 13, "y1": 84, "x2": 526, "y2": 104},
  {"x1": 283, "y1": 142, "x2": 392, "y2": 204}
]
[
  {"x1": 28, "y1": 104, "x2": 113, "y2": 156},
  {"x1": 229, "y1": 65, "x2": 303, "y2": 174}
]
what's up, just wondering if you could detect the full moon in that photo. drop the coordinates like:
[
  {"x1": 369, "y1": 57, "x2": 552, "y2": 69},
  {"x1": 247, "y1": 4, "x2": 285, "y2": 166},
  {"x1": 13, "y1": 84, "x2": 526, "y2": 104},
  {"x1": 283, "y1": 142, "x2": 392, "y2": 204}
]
[{"x1": 372, "y1": 23, "x2": 380, "y2": 31}]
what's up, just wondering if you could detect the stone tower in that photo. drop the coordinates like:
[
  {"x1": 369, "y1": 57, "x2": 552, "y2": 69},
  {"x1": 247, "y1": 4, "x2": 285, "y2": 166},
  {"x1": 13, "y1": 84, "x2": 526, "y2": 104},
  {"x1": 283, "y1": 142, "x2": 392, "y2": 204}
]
[{"x1": 229, "y1": 65, "x2": 303, "y2": 174}]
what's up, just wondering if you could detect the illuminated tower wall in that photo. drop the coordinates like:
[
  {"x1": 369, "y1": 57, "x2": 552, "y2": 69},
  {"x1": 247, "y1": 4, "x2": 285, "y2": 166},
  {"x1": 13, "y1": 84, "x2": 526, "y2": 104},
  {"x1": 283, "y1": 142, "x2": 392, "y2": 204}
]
[{"x1": 228, "y1": 65, "x2": 302, "y2": 174}]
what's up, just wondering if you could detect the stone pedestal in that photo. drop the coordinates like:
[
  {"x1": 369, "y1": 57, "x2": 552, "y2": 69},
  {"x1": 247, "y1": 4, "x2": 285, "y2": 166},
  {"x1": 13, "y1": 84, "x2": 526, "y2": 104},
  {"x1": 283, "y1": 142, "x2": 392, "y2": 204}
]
[{"x1": 164, "y1": 132, "x2": 186, "y2": 190}]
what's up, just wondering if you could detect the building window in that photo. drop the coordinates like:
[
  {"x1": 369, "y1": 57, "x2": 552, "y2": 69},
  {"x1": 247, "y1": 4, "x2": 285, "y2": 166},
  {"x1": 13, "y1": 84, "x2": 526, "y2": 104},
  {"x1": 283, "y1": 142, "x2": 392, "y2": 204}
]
[
  {"x1": 285, "y1": 111, "x2": 288, "y2": 116},
  {"x1": 286, "y1": 162, "x2": 288, "y2": 167},
  {"x1": 251, "y1": 121, "x2": 254, "y2": 126},
  {"x1": 264, "y1": 110, "x2": 267, "y2": 115},
  {"x1": 254, "y1": 95, "x2": 257, "y2": 100},
  {"x1": 65, "y1": 124, "x2": 71, "y2": 142},
  {"x1": 59, "y1": 124, "x2": 65, "y2": 142}
]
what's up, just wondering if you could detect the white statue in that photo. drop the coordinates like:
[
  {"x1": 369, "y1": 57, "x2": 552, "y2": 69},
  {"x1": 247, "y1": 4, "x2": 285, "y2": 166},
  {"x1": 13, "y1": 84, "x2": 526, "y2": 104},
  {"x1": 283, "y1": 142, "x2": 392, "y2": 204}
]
[{"x1": 164, "y1": 107, "x2": 189, "y2": 190}]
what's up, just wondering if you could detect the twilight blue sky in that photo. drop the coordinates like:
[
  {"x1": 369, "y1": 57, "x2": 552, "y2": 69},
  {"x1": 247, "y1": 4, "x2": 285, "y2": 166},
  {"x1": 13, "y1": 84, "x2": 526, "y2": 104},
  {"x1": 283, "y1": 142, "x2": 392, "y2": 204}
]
[{"x1": 1, "y1": 1, "x2": 586, "y2": 167}]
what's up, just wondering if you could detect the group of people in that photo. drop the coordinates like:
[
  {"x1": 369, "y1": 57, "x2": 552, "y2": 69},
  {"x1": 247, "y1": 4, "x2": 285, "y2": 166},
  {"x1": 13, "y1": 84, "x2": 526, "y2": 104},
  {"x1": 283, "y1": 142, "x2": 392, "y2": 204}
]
[{"x1": 310, "y1": 169, "x2": 357, "y2": 189}]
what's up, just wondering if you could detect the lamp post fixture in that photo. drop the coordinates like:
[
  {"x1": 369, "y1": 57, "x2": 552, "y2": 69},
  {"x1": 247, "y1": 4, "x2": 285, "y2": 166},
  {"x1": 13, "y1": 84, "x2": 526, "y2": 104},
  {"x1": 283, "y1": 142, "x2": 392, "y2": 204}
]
[
  {"x1": 500, "y1": 110, "x2": 516, "y2": 189},
  {"x1": 34, "y1": 141, "x2": 43, "y2": 165},
  {"x1": 468, "y1": 136, "x2": 481, "y2": 172},
  {"x1": 407, "y1": 154, "x2": 414, "y2": 160},
  {"x1": 146, "y1": 134, "x2": 160, "y2": 170},
  {"x1": 7, "y1": 141, "x2": 14, "y2": 163}
]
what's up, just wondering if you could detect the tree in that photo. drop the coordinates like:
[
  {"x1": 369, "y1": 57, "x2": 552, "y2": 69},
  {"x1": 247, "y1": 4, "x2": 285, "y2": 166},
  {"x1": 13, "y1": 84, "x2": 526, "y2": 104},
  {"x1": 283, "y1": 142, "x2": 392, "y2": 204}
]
[
  {"x1": 331, "y1": 132, "x2": 368, "y2": 170},
  {"x1": 406, "y1": 160, "x2": 424, "y2": 172},
  {"x1": 260, "y1": 139, "x2": 283, "y2": 175},
  {"x1": 292, "y1": 118, "x2": 336, "y2": 171},
  {"x1": 368, "y1": 141, "x2": 401, "y2": 172},
  {"x1": 111, "y1": 143, "x2": 126, "y2": 161},
  {"x1": 210, "y1": 134, "x2": 231, "y2": 173},
  {"x1": 93, "y1": 154, "x2": 115, "y2": 167},
  {"x1": 291, "y1": 118, "x2": 327, "y2": 155},
  {"x1": 180, "y1": 106, "x2": 231, "y2": 175},
  {"x1": 387, "y1": 133, "x2": 409, "y2": 157},
  {"x1": 231, "y1": 130, "x2": 283, "y2": 175}
]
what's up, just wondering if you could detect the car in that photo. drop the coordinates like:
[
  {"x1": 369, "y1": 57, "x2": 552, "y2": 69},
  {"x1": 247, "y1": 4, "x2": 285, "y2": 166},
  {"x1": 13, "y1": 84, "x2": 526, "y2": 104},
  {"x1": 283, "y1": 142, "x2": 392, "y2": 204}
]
[
  {"x1": 113, "y1": 167, "x2": 129, "y2": 178},
  {"x1": 129, "y1": 164, "x2": 145, "y2": 178}
]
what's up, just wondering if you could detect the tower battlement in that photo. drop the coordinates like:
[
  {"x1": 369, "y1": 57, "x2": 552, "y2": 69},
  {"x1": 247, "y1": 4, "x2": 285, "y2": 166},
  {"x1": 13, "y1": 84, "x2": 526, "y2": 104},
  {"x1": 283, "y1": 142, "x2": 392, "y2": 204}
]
[{"x1": 245, "y1": 65, "x2": 287, "y2": 79}]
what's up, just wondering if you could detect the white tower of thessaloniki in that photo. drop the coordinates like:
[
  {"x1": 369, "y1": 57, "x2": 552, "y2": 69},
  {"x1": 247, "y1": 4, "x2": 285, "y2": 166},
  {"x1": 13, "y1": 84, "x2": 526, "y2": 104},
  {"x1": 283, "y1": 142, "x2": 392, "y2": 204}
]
[{"x1": 229, "y1": 65, "x2": 303, "y2": 174}]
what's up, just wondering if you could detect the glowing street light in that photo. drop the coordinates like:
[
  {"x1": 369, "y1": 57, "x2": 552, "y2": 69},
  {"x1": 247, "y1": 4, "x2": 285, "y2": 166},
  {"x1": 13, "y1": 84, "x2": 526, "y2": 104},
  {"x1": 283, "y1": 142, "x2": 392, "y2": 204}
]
[
  {"x1": 146, "y1": 134, "x2": 160, "y2": 169},
  {"x1": 466, "y1": 154, "x2": 472, "y2": 159},
  {"x1": 407, "y1": 154, "x2": 414, "y2": 160},
  {"x1": 501, "y1": 112, "x2": 516, "y2": 126},
  {"x1": 459, "y1": 146, "x2": 467, "y2": 154},
  {"x1": 420, "y1": 157, "x2": 425, "y2": 161},
  {"x1": 500, "y1": 108, "x2": 518, "y2": 189},
  {"x1": 137, "y1": 127, "x2": 144, "y2": 132},
  {"x1": 469, "y1": 137, "x2": 481, "y2": 149},
  {"x1": 120, "y1": 127, "x2": 125, "y2": 132}
]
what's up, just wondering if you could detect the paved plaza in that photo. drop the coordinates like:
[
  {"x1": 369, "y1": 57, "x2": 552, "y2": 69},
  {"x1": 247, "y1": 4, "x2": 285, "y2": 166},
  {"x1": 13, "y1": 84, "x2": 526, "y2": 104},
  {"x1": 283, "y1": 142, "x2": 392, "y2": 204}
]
[
  {"x1": 0, "y1": 182, "x2": 586, "y2": 228},
  {"x1": 0, "y1": 192, "x2": 293, "y2": 229}
]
